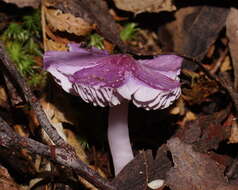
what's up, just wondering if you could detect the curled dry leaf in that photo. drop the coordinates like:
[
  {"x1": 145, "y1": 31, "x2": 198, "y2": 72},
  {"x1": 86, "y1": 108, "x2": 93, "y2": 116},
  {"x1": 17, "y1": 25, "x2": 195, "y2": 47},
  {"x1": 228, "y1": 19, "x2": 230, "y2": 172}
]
[
  {"x1": 112, "y1": 0, "x2": 176, "y2": 14},
  {"x1": 220, "y1": 56, "x2": 232, "y2": 72},
  {"x1": 45, "y1": 8, "x2": 94, "y2": 36},
  {"x1": 3, "y1": 0, "x2": 40, "y2": 8},
  {"x1": 39, "y1": 98, "x2": 67, "y2": 144},
  {"x1": 45, "y1": 39, "x2": 68, "y2": 51}
]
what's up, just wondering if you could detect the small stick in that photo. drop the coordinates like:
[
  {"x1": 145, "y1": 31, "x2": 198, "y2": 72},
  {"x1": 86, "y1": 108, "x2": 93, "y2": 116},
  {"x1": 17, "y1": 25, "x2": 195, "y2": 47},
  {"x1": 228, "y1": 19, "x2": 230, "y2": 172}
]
[
  {"x1": 0, "y1": 42, "x2": 65, "y2": 146},
  {"x1": 0, "y1": 116, "x2": 116, "y2": 190}
]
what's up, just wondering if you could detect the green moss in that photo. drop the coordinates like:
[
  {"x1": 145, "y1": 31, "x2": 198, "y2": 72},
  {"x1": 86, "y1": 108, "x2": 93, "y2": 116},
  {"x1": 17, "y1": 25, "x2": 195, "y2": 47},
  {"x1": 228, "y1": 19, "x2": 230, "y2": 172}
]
[
  {"x1": 89, "y1": 33, "x2": 104, "y2": 49},
  {"x1": 120, "y1": 22, "x2": 138, "y2": 41},
  {"x1": 2, "y1": 10, "x2": 45, "y2": 88}
]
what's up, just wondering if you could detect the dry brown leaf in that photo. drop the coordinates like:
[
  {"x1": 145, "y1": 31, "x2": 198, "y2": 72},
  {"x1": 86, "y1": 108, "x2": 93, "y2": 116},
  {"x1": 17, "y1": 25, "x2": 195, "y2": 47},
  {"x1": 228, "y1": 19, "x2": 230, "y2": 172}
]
[
  {"x1": 166, "y1": 138, "x2": 229, "y2": 190},
  {"x1": 40, "y1": 98, "x2": 73, "y2": 125},
  {"x1": 3, "y1": 0, "x2": 40, "y2": 8},
  {"x1": 45, "y1": 8, "x2": 94, "y2": 36},
  {"x1": 0, "y1": 165, "x2": 20, "y2": 190},
  {"x1": 220, "y1": 56, "x2": 232, "y2": 72},
  {"x1": 40, "y1": 98, "x2": 68, "y2": 144},
  {"x1": 112, "y1": 0, "x2": 176, "y2": 14},
  {"x1": 45, "y1": 39, "x2": 68, "y2": 51}
]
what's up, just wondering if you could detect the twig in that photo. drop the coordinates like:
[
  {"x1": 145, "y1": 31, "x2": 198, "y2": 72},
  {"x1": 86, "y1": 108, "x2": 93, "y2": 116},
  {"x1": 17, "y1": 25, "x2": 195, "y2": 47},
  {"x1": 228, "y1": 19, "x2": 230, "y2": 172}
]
[
  {"x1": 0, "y1": 116, "x2": 116, "y2": 190},
  {"x1": 0, "y1": 42, "x2": 65, "y2": 146},
  {"x1": 0, "y1": 41, "x2": 116, "y2": 189}
]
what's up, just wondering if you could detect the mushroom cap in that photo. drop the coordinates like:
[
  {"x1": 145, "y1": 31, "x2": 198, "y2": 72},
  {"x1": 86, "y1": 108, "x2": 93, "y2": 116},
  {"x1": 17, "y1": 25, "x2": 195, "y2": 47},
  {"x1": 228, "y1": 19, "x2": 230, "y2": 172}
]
[{"x1": 44, "y1": 44, "x2": 182, "y2": 110}]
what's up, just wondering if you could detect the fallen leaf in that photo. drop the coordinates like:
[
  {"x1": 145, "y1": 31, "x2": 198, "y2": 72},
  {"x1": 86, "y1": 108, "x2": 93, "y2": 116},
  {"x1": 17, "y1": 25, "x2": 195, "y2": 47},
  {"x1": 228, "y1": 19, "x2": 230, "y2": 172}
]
[
  {"x1": 166, "y1": 138, "x2": 230, "y2": 190},
  {"x1": 3, "y1": 0, "x2": 40, "y2": 8},
  {"x1": 158, "y1": 5, "x2": 229, "y2": 70},
  {"x1": 40, "y1": 98, "x2": 68, "y2": 144},
  {"x1": 45, "y1": 39, "x2": 68, "y2": 51},
  {"x1": 40, "y1": 97, "x2": 73, "y2": 126},
  {"x1": 46, "y1": 0, "x2": 126, "y2": 51},
  {"x1": 220, "y1": 56, "x2": 232, "y2": 72},
  {"x1": 44, "y1": 8, "x2": 94, "y2": 36},
  {"x1": 112, "y1": 0, "x2": 176, "y2": 14}
]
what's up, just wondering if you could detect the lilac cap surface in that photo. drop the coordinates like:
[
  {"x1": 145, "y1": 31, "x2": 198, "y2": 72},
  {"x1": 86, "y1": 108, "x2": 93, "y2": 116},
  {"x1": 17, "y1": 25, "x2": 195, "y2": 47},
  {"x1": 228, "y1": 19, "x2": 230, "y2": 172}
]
[{"x1": 44, "y1": 44, "x2": 182, "y2": 110}]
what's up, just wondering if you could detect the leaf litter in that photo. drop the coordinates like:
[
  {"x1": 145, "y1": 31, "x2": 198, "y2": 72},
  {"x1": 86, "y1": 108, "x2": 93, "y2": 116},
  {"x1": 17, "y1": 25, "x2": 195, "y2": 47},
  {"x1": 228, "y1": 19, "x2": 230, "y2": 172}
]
[{"x1": 0, "y1": 0, "x2": 238, "y2": 190}]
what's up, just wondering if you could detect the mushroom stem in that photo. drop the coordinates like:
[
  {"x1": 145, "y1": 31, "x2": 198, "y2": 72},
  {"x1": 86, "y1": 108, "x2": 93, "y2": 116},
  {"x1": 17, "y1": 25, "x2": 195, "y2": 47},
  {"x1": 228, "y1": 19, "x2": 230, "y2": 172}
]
[{"x1": 108, "y1": 101, "x2": 134, "y2": 175}]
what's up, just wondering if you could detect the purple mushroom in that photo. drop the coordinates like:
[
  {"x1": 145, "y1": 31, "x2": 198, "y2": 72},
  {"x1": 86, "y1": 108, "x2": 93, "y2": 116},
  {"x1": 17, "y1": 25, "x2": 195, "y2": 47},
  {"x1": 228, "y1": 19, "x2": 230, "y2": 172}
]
[{"x1": 44, "y1": 43, "x2": 182, "y2": 175}]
